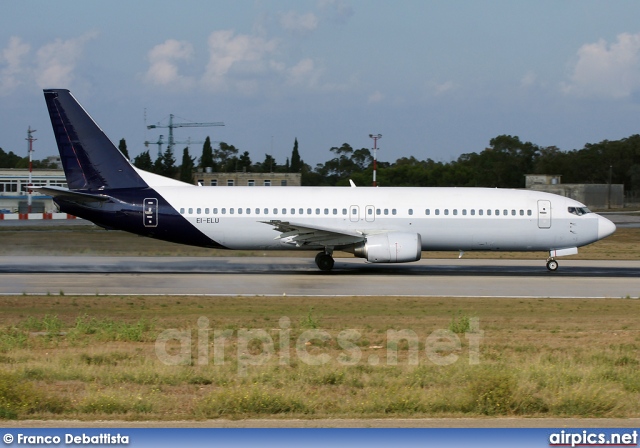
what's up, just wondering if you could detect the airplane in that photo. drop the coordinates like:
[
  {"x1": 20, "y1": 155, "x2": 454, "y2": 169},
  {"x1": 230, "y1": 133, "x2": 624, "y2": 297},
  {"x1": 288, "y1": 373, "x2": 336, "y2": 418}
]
[{"x1": 34, "y1": 89, "x2": 616, "y2": 272}]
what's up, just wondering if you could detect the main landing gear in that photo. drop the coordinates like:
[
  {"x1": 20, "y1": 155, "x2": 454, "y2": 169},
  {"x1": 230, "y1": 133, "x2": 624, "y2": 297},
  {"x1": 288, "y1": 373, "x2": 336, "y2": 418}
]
[
  {"x1": 546, "y1": 258, "x2": 559, "y2": 272},
  {"x1": 315, "y1": 251, "x2": 335, "y2": 272}
]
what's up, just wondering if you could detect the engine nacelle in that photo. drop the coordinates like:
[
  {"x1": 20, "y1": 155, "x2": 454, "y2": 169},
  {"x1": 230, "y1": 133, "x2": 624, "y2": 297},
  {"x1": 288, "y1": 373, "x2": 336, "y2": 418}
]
[{"x1": 352, "y1": 232, "x2": 422, "y2": 263}]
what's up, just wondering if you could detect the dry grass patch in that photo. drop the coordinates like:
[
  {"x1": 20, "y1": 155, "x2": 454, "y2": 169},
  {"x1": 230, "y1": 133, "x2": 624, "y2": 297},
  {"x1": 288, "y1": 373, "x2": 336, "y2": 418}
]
[{"x1": 0, "y1": 295, "x2": 638, "y2": 420}]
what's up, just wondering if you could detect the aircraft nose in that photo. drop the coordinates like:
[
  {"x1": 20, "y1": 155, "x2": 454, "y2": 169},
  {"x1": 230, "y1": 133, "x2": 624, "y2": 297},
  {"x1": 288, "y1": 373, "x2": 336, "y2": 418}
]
[{"x1": 597, "y1": 215, "x2": 616, "y2": 240}]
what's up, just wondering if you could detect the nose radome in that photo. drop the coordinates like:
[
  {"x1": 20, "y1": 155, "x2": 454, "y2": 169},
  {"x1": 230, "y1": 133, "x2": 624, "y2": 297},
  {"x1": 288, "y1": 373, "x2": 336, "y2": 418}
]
[{"x1": 597, "y1": 215, "x2": 616, "y2": 240}]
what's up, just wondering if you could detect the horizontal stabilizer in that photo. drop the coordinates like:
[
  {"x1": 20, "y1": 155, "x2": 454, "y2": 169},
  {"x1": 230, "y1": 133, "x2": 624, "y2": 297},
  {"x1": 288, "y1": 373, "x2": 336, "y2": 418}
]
[{"x1": 29, "y1": 186, "x2": 110, "y2": 204}]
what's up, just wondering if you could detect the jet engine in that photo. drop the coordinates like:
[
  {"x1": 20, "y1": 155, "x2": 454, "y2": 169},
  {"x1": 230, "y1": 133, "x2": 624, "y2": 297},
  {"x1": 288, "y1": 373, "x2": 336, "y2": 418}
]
[{"x1": 351, "y1": 232, "x2": 422, "y2": 263}]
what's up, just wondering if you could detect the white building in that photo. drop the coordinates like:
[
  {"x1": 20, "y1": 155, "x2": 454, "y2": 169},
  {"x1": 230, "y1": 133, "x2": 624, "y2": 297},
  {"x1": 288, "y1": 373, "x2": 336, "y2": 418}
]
[{"x1": 0, "y1": 169, "x2": 67, "y2": 213}]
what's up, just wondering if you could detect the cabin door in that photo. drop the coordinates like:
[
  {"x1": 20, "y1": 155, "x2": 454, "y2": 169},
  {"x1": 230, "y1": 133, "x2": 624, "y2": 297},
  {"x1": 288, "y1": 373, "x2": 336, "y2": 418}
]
[
  {"x1": 144, "y1": 198, "x2": 158, "y2": 227},
  {"x1": 537, "y1": 200, "x2": 551, "y2": 229},
  {"x1": 350, "y1": 205, "x2": 360, "y2": 222}
]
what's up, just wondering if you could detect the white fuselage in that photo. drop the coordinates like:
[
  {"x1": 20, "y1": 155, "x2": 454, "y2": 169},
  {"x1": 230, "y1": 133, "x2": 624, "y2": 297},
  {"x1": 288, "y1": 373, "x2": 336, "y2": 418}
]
[{"x1": 155, "y1": 186, "x2": 614, "y2": 253}]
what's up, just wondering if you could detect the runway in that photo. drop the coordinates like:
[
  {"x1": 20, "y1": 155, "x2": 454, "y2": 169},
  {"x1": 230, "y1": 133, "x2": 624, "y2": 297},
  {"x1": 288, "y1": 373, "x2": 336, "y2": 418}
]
[{"x1": 1, "y1": 256, "x2": 640, "y2": 298}]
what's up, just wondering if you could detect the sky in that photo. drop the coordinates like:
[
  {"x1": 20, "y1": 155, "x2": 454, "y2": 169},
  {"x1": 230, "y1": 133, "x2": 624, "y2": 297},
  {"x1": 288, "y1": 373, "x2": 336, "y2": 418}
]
[{"x1": 3, "y1": 0, "x2": 640, "y2": 168}]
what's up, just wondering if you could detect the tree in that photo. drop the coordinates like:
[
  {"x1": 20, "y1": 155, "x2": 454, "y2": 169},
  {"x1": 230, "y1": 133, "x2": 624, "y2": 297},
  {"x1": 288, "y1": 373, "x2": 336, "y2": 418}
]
[
  {"x1": 290, "y1": 138, "x2": 302, "y2": 172},
  {"x1": 154, "y1": 146, "x2": 177, "y2": 178},
  {"x1": 118, "y1": 138, "x2": 129, "y2": 159},
  {"x1": 133, "y1": 150, "x2": 153, "y2": 171},
  {"x1": 180, "y1": 147, "x2": 195, "y2": 183},
  {"x1": 214, "y1": 142, "x2": 239, "y2": 171},
  {"x1": 200, "y1": 136, "x2": 214, "y2": 169},
  {"x1": 0, "y1": 148, "x2": 23, "y2": 168},
  {"x1": 261, "y1": 154, "x2": 277, "y2": 173},
  {"x1": 238, "y1": 151, "x2": 252, "y2": 172}
]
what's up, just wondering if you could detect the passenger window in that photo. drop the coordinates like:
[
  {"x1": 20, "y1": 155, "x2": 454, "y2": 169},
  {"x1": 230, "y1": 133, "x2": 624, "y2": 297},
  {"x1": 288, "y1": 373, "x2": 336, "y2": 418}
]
[
  {"x1": 282, "y1": 208, "x2": 286, "y2": 214},
  {"x1": 511, "y1": 210, "x2": 516, "y2": 216},
  {"x1": 333, "y1": 208, "x2": 338, "y2": 215},
  {"x1": 273, "y1": 209, "x2": 278, "y2": 215},
  {"x1": 408, "y1": 209, "x2": 413, "y2": 215},
  {"x1": 291, "y1": 208, "x2": 295, "y2": 215},
  {"x1": 180, "y1": 208, "x2": 185, "y2": 214},
  {"x1": 299, "y1": 208, "x2": 304, "y2": 214},
  {"x1": 221, "y1": 208, "x2": 226, "y2": 214},
  {"x1": 495, "y1": 210, "x2": 499, "y2": 216},
  {"x1": 367, "y1": 208, "x2": 373, "y2": 215},
  {"x1": 444, "y1": 209, "x2": 449, "y2": 216},
  {"x1": 377, "y1": 209, "x2": 381, "y2": 215},
  {"x1": 503, "y1": 210, "x2": 508, "y2": 216},
  {"x1": 425, "y1": 209, "x2": 430, "y2": 215},
  {"x1": 462, "y1": 209, "x2": 467, "y2": 216},
  {"x1": 237, "y1": 208, "x2": 242, "y2": 215},
  {"x1": 316, "y1": 208, "x2": 321, "y2": 215},
  {"x1": 392, "y1": 209, "x2": 397, "y2": 215},
  {"x1": 453, "y1": 209, "x2": 458, "y2": 216},
  {"x1": 205, "y1": 208, "x2": 209, "y2": 214},
  {"x1": 264, "y1": 208, "x2": 269, "y2": 214},
  {"x1": 213, "y1": 208, "x2": 218, "y2": 214},
  {"x1": 324, "y1": 208, "x2": 329, "y2": 215},
  {"x1": 255, "y1": 208, "x2": 260, "y2": 214},
  {"x1": 520, "y1": 210, "x2": 524, "y2": 216},
  {"x1": 188, "y1": 208, "x2": 193, "y2": 214},
  {"x1": 471, "y1": 209, "x2": 475, "y2": 216},
  {"x1": 487, "y1": 209, "x2": 491, "y2": 216},
  {"x1": 479, "y1": 209, "x2": 483, "y2": 216},
  {"x1": 352, "y1": 208, "x2": 357, "y2": 215},
  {"x1": 384, "y1": 209, "x2": 389, "y2": 215},
  {"x1": 527, "y1": 210, "x2": 532, "y2": 216},
  {"x1": 435, "y1": 209, "x2": 440, "y2": 216},
  {"x1": 342, "y1": 208, "x2": 347, "y2": 215},
  {"x1": 230, "y1": 208, "x2": 234, "y2": 214},
  {"x1": 307, "y1": 208, "x2": 312, "y2": 215},
  {"x1": 246, "y1": 208, "x2": 251, "y2": 215}
]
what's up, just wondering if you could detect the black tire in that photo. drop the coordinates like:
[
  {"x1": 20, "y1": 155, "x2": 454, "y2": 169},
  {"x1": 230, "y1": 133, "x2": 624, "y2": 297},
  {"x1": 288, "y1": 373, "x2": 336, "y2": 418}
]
[
  {"x1": 315, "y1": 253, "x2": 335, "y2": 271},
  {"x1": 546, "y1": 260, "x2": 558, "y2": 271}
]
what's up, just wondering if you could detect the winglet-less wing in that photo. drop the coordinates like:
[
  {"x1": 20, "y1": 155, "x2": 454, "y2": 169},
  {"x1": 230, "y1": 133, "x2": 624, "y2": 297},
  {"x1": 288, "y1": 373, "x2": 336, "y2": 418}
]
[{"x1": 261, "y1": 220, "x2": 364, "y2": 247}]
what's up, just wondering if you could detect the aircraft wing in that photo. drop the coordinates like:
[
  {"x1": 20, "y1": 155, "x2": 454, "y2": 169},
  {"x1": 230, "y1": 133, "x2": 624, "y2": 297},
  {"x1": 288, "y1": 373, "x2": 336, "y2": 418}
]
[{"x1": 261, "y1": 220, "x2": 364, "y2": 247}]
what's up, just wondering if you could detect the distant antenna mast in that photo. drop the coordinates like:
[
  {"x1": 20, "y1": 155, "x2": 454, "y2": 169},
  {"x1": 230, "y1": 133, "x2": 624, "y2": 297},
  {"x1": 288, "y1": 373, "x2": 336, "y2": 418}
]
[
  {"x1": 369, "y1": 133, "x2": 382, "y2": 187},
  {"x1": 26, "y1": 126, "x2": 37, "y2": 213}
]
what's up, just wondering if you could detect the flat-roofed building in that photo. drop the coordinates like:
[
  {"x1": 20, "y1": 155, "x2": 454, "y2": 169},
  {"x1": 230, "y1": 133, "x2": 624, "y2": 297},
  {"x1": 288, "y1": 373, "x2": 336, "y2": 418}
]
[
  {"x1": 0, "y1": 169, "x2": 67, "y2": 213},
  {"x1": 194, "y1": 171, "x2": 301, "y2": 187}
]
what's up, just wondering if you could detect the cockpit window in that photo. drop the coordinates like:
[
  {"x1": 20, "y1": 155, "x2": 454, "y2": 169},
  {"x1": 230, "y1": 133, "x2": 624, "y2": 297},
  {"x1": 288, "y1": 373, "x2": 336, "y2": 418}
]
[{"x1": 568, "y1": 206, "x2": 592, "y2": 216}]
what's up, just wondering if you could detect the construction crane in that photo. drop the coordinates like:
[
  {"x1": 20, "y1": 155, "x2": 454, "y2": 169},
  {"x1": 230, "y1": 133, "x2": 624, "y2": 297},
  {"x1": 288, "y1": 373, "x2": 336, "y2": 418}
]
[
  {"x1": 146, "y1": 114, "x2": 224, "y2": 155},
  {"x1": 144, "y1": 135, "x2": 207, "y2": 157}
]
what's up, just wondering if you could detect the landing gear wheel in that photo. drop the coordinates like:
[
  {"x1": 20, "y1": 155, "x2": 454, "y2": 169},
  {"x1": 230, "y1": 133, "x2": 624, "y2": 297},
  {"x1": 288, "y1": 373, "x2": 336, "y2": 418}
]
[
  {"x1": 315, "y1": 252, "x2": 335, "y2": 271},
  {"x1": 546, "y1": 259, "x2": 558, "y2": 271}
]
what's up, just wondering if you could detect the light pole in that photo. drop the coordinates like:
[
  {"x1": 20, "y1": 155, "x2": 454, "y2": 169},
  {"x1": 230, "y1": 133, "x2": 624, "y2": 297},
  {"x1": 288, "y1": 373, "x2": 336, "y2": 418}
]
[
  {"x1": 369, "y1": 134, "x2": 382, "y2": 187},
  {"x1": 26, "y1": 126, "x2": 37, "y2": 213}
]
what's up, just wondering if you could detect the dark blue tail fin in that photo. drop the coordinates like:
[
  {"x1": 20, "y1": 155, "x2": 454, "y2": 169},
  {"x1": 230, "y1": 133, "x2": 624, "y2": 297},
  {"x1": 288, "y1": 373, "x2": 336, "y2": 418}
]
[{"x1": 43, "y1": 89, "x2": 148, "y2": 191}]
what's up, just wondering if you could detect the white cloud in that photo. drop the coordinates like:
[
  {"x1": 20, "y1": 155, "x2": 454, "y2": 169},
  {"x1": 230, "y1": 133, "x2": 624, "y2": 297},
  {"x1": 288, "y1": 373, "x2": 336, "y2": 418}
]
[
  {"x1": 0, "y1": 37, "x2": 30, "y2": 92},
  {"x1": 201, "y1": 30, "x2": 278, "y2": 93},
  {"x1": 144, "y1": 39, "x2": 195, "y2": 88},
  {"x1": 318, "y1": 0, "x2": 354, "y2": 24},
  {"x1": 1, "y1": 33, "x2": 95, "y2": 94},
  {"x1": 520, "y1": 71, "x2": 537, "y2": 88},
  {"x1": 562, "y1": 32, "x2": 640, "y2": 99},
  {"x1": 433, "y1": 81, "x2": 455, "y2": 96},
  {"x1": 279, "y1": 11, "x2": 319, "y2": 35},
  {"x1": 368, "y1": 90, "x2": 384, "y2": 104},
  {"x1": 35, "y1": 32, "x2": 97, "y2": 88}
]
